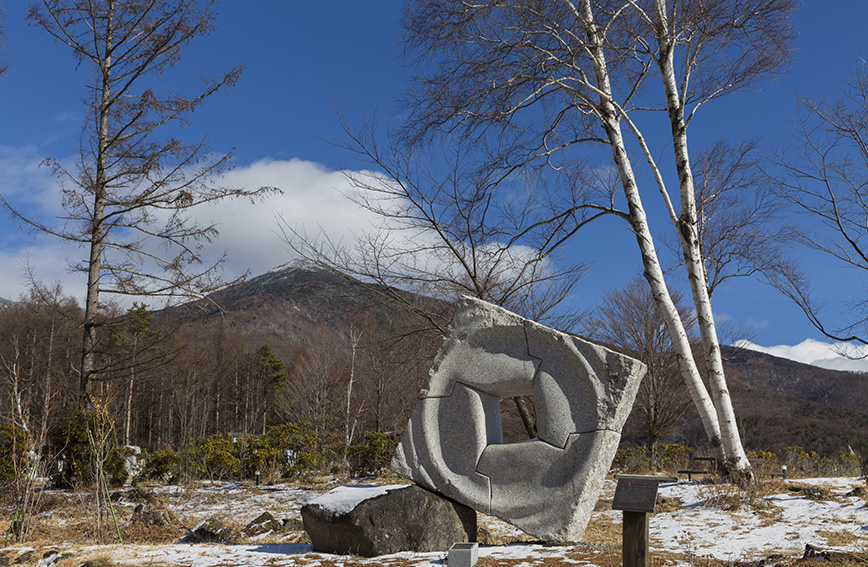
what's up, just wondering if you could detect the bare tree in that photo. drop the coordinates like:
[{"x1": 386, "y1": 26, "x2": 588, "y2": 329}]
[
  {"x1": 0, "y1": 5, "x2": 9, "y2": 77},
  {"x1": 0, "y1": 283, "x2": 80, "y2": 446},
  {"x1": 666, "y1": 139, "x2": 790, "y2": 299},
  {"x1": 5, "y1": 0, "x2": 276, "y2": 399},
  {"x1": 278, "y1": 331, "x2": 348, "y2": 442},
  {"x1": 286, "y1": 117, "x2": 609, "y2": 334},
  {"x1": 770, "y1": 59, "x2": 868, "y2": 348},
  {"x1": 398, "y1": 0, "x2": 798, "y2": 476},
  {"x1": 583, "y1": 278, "x2": 693, "y2": 468},
  {"x1": 285, "y1": 118, "x2": 617, "y2": 438}
]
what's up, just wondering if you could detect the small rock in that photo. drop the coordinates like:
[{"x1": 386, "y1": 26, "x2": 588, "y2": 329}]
[
  {"x1": 845, "y1": 486, "x2": 866, "y2": 499},
  {"x1": 40, "y1": 551, "x2": 73, "y2": 566},
  {"x1": 279, "y1": 518, "x2": 304, "y2": 532},
  {"x1": 132, "y1": 504, "x2": 176, "y2": 526},
  {"x1": 804, "y1": 543, "x2": 868, "y2": 563},
  {"x1": 242, "y1": 511, "x2": 283, "y2": 537},
  {"x1": 179, "y1": 517, "x2": 240, "y2": 544},
  {"x1": 126, "y1": 487, "x2": 159, "y2": 504}
]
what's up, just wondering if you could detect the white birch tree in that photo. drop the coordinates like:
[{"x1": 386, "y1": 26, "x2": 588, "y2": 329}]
[{"x1": 399, "y1": 0, "x2": 798, "y2": 475}]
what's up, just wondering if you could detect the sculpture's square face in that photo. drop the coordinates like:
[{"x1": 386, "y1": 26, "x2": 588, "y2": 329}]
[{"x1": 391, "y1": 297, "x2": 646, "y2": 544}]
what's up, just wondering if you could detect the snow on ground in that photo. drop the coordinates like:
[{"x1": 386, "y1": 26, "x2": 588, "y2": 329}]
[
  {"x1": 653, "y1": 479, "x2": 868, "y2": 561},
  {"x1": 2, "y1": 476, "x2": 866, "y2": 567}
]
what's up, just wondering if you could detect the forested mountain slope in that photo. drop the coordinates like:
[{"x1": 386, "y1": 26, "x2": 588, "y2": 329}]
[
  {"x1": 164, "y1": 260, "x2": 445, "y2": 364},
  {"x1": 722, "y1": 346, "x2": 868, "y2": 455},
  {"x1": 167, "y1": 261, "x2": 867, "y2": 456}
]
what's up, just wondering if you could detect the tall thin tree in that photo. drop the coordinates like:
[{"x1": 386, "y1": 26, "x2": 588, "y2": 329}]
[{"x1": 7, "y1": 0, "x2": 275, "y2": 400}]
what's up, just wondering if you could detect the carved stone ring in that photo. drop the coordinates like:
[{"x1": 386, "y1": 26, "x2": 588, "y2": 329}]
[{"x1": 391, "y1": 297, "x2": 645, "y2": 543}]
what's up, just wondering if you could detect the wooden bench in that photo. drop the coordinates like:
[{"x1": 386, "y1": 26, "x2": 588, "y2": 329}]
[
  {"x1": 677, "y1": 469, "x2": 709, "y2": 481},
  {"x1": 759, "y1": 470, "x2": 787, "y2": 479},
  {"x1": 749, "y1": 457, "x2": 788, "y2": 479},
  {"x1": 678, "y1": 455, "x2": 718, "y2": 481}
]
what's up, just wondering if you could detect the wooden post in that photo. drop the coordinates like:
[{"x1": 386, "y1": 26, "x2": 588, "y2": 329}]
[
  {"x1": 622, "y1": 510, "x2": 649, "y2": 567},
  {"x1": 612, "y1": 475, "x2": 677, "y2": 567}
]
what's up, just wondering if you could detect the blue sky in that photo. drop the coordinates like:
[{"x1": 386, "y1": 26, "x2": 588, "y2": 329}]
[{"x1": 1, "y1": 1, "x2": 868, "y2": 367}]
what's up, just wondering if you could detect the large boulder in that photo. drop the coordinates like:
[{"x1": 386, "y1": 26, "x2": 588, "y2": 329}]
[
  {"x1": 391, "y1": 296, "x2": 646, "y2": 544},
  {"x1": 301, "y1": 484, "x2": 476, "y2": 557}
]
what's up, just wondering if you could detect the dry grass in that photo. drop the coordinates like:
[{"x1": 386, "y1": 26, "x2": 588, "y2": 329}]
[
  {"x1": 655, "y1": 495, "x2": 683, "y2": 513},
  {"x1": 698, "y1": 481, "x2": 785, "y2": 514},
  {"x1": 583, "y1": 514, "x2": 622, "y2": 549},
  {"x1": 817, "y1": 529, "x2": 861, "y2": 547},
  {"x1": 785, "y1": 484, "x2": 837, "y2": 502}
]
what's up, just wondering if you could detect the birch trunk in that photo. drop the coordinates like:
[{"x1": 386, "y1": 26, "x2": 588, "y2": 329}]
[
  {"x1": 653, "y1": 0, "x2": 750, "y2": 473},
  {"x1": 124, "y1": 333, "x2": 136, "y2": 447},
  {"x1": 578, "y1": 0, "x2": 727, "y2": 461},
  {"x1": 40, "y1": 318, "x2": 55, "y2": 446}
]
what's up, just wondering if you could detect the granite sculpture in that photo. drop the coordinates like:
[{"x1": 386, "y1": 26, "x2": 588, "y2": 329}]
[{"x1": 390, "y1": 296, "x2": 646, "y2": 544}]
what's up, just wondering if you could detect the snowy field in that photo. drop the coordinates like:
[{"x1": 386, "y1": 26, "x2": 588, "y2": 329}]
[{"x1": 1, "y1": 476, "x2": 866, "y2": 567}]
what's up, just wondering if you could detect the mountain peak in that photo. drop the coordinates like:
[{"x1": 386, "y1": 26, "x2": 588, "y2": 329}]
[{"x1": 267, "y1": 258, "x2": 324, "y2": 275}]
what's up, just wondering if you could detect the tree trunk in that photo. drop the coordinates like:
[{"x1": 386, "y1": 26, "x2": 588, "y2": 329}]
[
  {"x1": 80, "y1": 1, "x2": 114, "y2": 401},
  {"x1": 345, "y1": 327, "x2": 361, "y2": 452},
  {"x1": 214, "y1": 386, "x2": 220, "y2": 435},
  {"x1": 578, "y1": 0, "x2": 727, "y2": 462},
  {"x1": 124, "y1": 333, "x2": 137, "y2": 447},
  {"x1": 40, "y1": 318, "x2": 55, "y2": 446},
  {"x1": 652, "y1": 0, "x2": 750, "y2": 475},
  {"x1": 648, "y1": 436, "x2": 659, "y2": 471},
  {"x1": 514, "y1": 396, "x2": 537, "y2": 438},
  {"x1": 234, "y1": 361, "x2": 240, "y2": 432}
]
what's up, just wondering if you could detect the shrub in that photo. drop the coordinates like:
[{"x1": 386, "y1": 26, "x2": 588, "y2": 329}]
[
  {"x1": 239, "y1": 436, "x2": 284, "y2": 482},
  {"x1": 656, "y1": 444, "x2": 693, "y2": 474},
  {"x1": 265, "y1": 422, "x2": 329, "y2": 477},
  {"x1": 183, "y1": 435, "x2": 240, "y2": 481},
  {"x1": 611, "y1": 446, "x2": 649, "y2": 474},
  {"x1": 833, "y1": 452, "x2": 861, "y2": 477},
  {"x1": 796, "y1": 449, "x2": 821, "y2": 475},
  {"x1": 0, "y1": 422, "x2": 30, "y2": 482},
  {"x1": 135, "y1": 449, "x2": 182, "y2": 483},
  {"x1": 48, "y1": 411, "x2": 127, "y2": 488},
  {"x1": 347, "y1": 432, "x2": 399, "y2": 476}
]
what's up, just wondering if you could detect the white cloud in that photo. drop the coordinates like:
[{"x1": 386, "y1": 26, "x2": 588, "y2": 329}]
[
  {"x1": 713, "y1": 311, "x2": 735, "y2": 324},
  {"x1": 0, "y1": 157, "x2": 387, "y2": 303},
  {"x1": 0, "y1": 154, "x2": 564, "y2": 310},
  {"x1": 0, "y1": 145, "x2": 85, "y2": 300},
  {"x1": 199, "y1": 158, "x2": 384, "y2": 280},
  {"x1": 734, "y1": 338, "x2": 868, "y2": 373}
]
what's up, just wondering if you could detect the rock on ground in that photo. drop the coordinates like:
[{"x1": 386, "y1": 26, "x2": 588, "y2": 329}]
[{"x1": 301, "y1": 484, "x2": 476, "y2": 557}]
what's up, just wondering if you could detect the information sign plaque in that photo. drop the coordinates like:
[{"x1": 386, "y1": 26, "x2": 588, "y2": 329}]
[{"x1": 612, "y1": 478, "x2": 659, "y2": 513}]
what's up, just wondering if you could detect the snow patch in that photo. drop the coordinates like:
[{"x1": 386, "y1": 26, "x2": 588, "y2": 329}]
[
  {"x1": 267, "y1": 258, "x2": 322, "y2": 274},
  {"x1": 735, "y1": 338, "x2": 868, "y2": 372},
  {"x1": 310, "y1": 484, "x2": 409, "y2": 515}
]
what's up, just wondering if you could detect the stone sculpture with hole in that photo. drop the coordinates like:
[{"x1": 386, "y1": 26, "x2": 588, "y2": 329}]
[{"x1": 391, "y1": 296, "x2": 646, "y2": 544}]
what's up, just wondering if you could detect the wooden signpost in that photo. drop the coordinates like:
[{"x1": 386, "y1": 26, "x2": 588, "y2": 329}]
[{"x1": 612, "y1": 475, "x2": 677, "y2": 567}]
